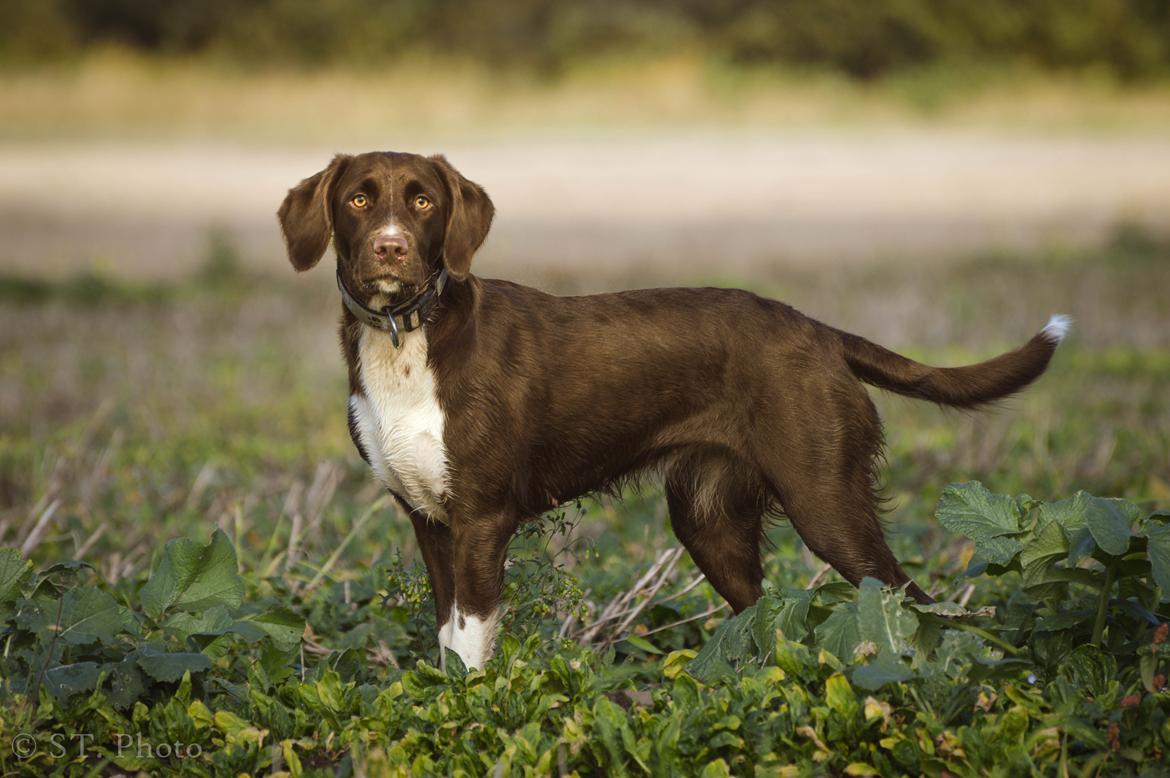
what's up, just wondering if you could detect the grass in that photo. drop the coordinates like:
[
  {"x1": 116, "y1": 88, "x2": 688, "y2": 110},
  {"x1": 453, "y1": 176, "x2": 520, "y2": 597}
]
[
  {"x1": 4, "y1": 50, "x2": 1170, "y2": 145},
  {"x1": 2, "y1": 225, "x2": 1167, "y2": 586},
  {"x1": 1, "y1": 228, "x2": 1168, "y2": 773}
]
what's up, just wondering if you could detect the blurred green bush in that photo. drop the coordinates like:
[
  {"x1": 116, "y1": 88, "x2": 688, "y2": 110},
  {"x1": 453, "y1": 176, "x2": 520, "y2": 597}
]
[{"x1": 2, "y1": 0, "x2": 1168, "y2": 80}]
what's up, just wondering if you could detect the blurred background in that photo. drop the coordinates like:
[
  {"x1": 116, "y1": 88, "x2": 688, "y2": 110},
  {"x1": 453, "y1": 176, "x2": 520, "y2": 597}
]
[
  {"x1": 1, "y1": 2, "x2": 1167, "y2": 598},
  {"x1": 4, "y1": 0, "x2": 1170, "y2": 285}
]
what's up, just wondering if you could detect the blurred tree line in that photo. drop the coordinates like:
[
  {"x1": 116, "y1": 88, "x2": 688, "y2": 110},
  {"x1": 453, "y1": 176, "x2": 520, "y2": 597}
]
[{"x1": 3, "y1": 0, "x2": 1169, "y2": 80}]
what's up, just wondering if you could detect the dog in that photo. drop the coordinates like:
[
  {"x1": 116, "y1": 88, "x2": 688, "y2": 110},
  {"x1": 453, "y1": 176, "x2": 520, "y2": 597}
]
[{"x1": 278, "y1": 151, "x2": 1068, "y2": 670}]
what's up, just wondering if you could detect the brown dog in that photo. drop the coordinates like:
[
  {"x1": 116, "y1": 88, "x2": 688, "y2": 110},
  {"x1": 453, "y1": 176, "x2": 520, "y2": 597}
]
[{"x1": 278, "y1": 151, "x2": 1068, "y2": 669}]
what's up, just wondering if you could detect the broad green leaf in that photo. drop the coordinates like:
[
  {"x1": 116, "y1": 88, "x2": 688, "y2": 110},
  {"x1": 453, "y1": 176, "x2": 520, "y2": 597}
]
[
  {"x1": 970, "y1": 536, "x2": 1026, "y2": 567},
  {"x1": 1020, "y1": 520, "x2": 1070, "y2": 589},
  {"x1": 1042, "y1": 492, "x2": 1139, "y2": 557},
  {"x1": 185, "y1": 608, "x2": 299, "y2": 662},
  {"x1": 242, "y1": 608, "x2": 305, "y2": 652},
  {"x1": 670, "y1": 669, "x2": 702, "y2": 711},
  {"x1": 745, "y1": 590, "x2": 812, "y2": 661},
  {"x1": 162, "y1": 605, "x2": 234, "y2": 639},
  {"x1": 137, "y1": 647, "x2": 212, "y2": 682},
  {"x1": 18, "y1": 589, "x2": 133, "y2": 646},
  {"x1": 766, "y1": 589, "x2": 813, "y2": 645},
  {"x1": 1142, "y1": 520, "x2": 1170, "y2": 599},
  {"x1": 652, "y1": 709, "x2": 683, "y2": 769},
  {"x1": 591, "y1": 696, "x2": 630, "y2": 776},
  {"x1": 814, "y1": 603, "x2": 861, "y2": 662},
  {"x1": 107, "y1": 653, "x2": 148, "y2": 710},
  {"x1": 257, "y1": 642, "x2": 298, "y2": 687},
  {"x1": 59, "y1": 588, "x2": 133, "y2": 645},
  {"x1": 443, "y1": 647, "x2": 468, "y2": 677},
  {"x1": 856, "y1": 578, "x2": 917, "y2": 657},
  {"x1": 43, "y1": 661, "x2": 102, "y2": 702},
  {"x1": 936, "y1": 482, "x2": 1023, "y2": 538},
  {"x1": 1037, "y1": 494, "x2": 1089, "y2": 534},
  {"x1": 751, "y1": 594, "x2": 782, "y2": 657},
  {"x1": 1081, "y1": 494, "x2": 1134, "y2": 556},
  {"x1": 931, "y1": 630, "x2": 992, "y2": 675},
  {"x1": 804, "y1": 579, "x2": 921, "y2": 690},
  {"x1": 813, "y1": 580, "x2": 859, "y2": 604},
  {"x1": 687, "y1": 604, "x2": 758, "y2": 683},
  {"x1": 936, "y1": 482, "x2": 1024, "y2": 565},
  {"x1": 772, "y1": 639, "x2": 816, "y2": 678},
  {"x1": 214, "y1": 709, "x2": 254, "y2": 737},
  {"x1": 824, "y1": 672, "x2": 859, "y2": 718},
  {"x1": 852, "y1": 659, "x2": 914, "y2": 690},
  {"x1": 189, "y1": 622, "x2": 268, "y2": 661},
  {"x1": 282, "y1": 740, "x2": 304, "y2": 778},
  {"x1": 139, "y1": 529, "x2": 244, "y2": 621},
  {"x1": 0, "y1": 548, "x2": 33, "y2": 602},
  {"x1": 1066, "y1": 526, "x2": 1098, "y2": 566},
  {"x1": 847, "y1": 579, "x2": 918, "y2": 690},
  {"x1": 1020, "y1": 518, "x2": 1069, "y2": 570}
]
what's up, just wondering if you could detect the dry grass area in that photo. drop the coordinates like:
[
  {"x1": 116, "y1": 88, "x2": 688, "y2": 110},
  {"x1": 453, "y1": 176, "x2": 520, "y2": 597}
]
[
  {"x1": 3, "y1": 134, "x2": 1169, "y2": 288},
  {"x1": 4, "y1": 53, "x2": 1170, "y2": 285}
]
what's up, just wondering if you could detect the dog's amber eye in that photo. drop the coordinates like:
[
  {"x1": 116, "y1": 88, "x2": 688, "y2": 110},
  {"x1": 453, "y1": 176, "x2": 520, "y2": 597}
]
[
  {"x1": 413, "y1": 194, "x2": 432, "y2": 210},
  {"x1": 350, "y1": 194, "x2": 368, "y2": 208}
]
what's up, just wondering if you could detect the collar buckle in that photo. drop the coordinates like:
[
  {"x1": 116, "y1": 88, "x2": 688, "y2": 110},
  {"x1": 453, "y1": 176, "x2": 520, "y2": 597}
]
[{"x1": 336, "y1": 267, "x2": 449, "y2": 348}]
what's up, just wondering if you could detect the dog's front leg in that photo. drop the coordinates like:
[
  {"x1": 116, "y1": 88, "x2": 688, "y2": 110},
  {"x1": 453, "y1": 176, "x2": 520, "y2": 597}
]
[
  {"x1": 409, "y1": 514, "x2": 456, "y2": 670},
  {"x1": 445, "y1": 512, "x2": 518, "y2": 670}
]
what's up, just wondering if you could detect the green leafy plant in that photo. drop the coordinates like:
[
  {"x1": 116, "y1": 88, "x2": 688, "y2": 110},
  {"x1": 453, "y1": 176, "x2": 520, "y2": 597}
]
[
  {"x1": 1, "y1": 531, "x2": 302, "y2": 710},
  {"x1": 936, "y1": 482, "x2": 1170, "y2": 662},
  {"x1": 3, "y1": 484, "x2": 1169, "y2": 775}
]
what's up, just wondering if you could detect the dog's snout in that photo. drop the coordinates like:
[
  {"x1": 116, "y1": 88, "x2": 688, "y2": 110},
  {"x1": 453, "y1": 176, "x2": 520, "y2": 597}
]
[{"x1": 374, "y1": 233, "x2": 408, "y2": 261}]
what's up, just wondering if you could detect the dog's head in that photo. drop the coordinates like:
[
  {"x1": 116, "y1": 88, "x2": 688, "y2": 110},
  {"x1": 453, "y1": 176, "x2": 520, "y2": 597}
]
[{"x1": 278, "y1": 151, "x2": 494, "y2": 301}]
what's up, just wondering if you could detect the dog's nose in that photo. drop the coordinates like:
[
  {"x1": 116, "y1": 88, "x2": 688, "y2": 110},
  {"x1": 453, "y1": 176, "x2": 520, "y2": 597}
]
[{"x1": 374, "y1": 234, "x2": 408, "y2": 260}]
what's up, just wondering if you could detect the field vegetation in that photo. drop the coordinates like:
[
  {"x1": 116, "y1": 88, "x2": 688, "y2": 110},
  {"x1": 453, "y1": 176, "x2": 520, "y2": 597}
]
[
  {"x1": 2, "y1": 226, "x2": 1168, "y2": 774},
  {"x1": 5, "y1": 50, "x2": 1170, "y2": 147},
  {"x1": 3, "y1": 3, "x2": 1169, "y2": 771}
]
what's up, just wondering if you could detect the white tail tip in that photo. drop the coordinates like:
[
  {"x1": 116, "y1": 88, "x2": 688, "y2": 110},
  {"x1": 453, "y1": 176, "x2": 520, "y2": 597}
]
[{"x1": 1042, "y1": 314, "x2": 1072, "y2": 343}]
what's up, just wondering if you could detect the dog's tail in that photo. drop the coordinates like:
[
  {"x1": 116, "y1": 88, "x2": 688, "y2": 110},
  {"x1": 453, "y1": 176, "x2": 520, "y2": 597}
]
[{"x1": 837, "y1": 315, "x2": 1071, "y2": 409}]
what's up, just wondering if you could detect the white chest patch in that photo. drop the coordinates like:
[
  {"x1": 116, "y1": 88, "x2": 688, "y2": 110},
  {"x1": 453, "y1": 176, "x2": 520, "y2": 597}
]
[{"x1": 351, "y1": 327, "x2": 450, "y2": 522}]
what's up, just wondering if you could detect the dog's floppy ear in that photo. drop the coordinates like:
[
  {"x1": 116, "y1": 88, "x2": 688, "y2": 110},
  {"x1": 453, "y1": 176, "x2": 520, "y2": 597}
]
[
  {"x1": 430, "y1": 155, "x2": 494, "y2": 281},
  {"x1": 277, "y1": 154, "x2": 351, "y2": 272}
]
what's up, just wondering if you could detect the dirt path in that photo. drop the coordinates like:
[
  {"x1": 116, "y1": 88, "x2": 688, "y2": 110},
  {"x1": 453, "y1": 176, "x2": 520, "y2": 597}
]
[{"x1": 2, "y1": 132, "x2": 1167, "y2": 287}]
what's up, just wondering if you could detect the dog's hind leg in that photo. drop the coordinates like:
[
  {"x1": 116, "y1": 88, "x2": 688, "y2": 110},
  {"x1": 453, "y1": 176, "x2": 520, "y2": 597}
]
[
  {"x1": 757, "y1": 384, "x2": 934, "y2": 604},
  {"x1": 779, "y1": 478, "x2": 932, "y2": 604},
  {"x1": 664, "y1": 450, "x2": 770, "y2": 613}
]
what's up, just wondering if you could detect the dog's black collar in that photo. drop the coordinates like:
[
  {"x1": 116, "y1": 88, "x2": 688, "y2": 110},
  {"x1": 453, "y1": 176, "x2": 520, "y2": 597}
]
[{"x1": 336, "y1": 267, "x2": 449, "y2": 348}]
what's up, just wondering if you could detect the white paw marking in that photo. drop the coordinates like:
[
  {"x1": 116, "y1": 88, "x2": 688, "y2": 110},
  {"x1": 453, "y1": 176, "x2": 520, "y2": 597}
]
[
  {"x1": 446, "y1": 600, "x2": 499, "y2": 670},
  {"x1": 351, "y1": 327, "x2": 449, "y2": 521}
]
